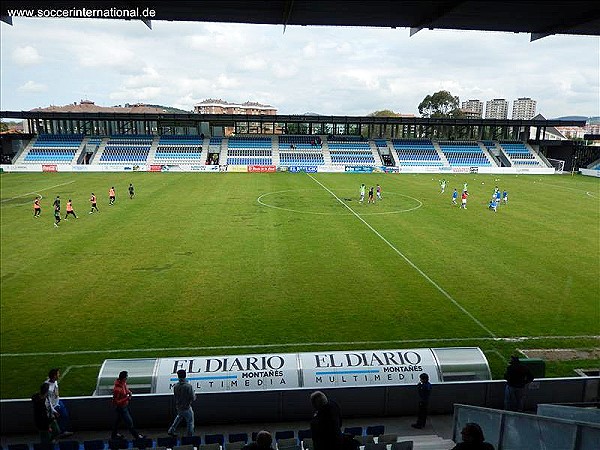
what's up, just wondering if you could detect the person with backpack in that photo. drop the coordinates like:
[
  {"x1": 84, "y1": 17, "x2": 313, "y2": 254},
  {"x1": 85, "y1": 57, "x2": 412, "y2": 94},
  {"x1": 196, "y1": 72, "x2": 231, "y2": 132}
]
[
  {"x1": 32, "y1": 383, "x2": 60, "y2": 443},
  {"x1": 504, "y1": 356, "x2": 534, "y2": 411}
]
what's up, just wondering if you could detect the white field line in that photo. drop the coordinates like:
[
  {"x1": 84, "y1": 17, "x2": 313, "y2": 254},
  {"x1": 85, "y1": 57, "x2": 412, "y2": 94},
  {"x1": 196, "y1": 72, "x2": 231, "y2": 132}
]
[
  {"x1": 257, "y1": 189, "x2": 423, "y2": 215},
  {"x1": 306, "y1": 173, "x2": 497, "y2": 338},
  {"x1": 61, "y1": 364, "x2": 101, "y2": 379},
  {"x1": 1, "y1": 335, "x2": 598, "y2": 358},
  {"x1": 1, "y1": 180, "x2": 76, "y2": 203},
  {"x1": 486, "y1": 349, "x2": 508, "y2": 363},
  {"x1": 535, "y1": 181, "x2": 599, "y2": 197}
]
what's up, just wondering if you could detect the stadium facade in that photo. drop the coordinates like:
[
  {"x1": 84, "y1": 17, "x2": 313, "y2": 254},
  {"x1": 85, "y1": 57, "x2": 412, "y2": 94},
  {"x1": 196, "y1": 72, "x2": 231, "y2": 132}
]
[{"x1": 1, "y1": 110, "x2": 596, "y2": 175}]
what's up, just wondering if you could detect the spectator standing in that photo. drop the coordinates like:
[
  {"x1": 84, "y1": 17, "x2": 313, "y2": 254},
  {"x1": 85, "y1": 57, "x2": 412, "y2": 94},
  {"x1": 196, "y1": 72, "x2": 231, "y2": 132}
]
[
  {"x1": 32, "y1": 382, "x2": 60, "y2": 443},
  {"x1": 310, "y1": 391, "x2": 342, "y2": 450},
  {"x1": 242, "y1": 431, "x2": 275, "y2": 450},
  {"x1": 45, "y1": 368, "x2": 73, "y2": 437},
  {"x1": 450, "y1": 422, "x2": 495, "y2": 450},
  {"x1": 411, "y1": 373, "x2": 432, "y2": 429},
  {"x1": 504, "y1": 356, "x2": 534, "y2": 411},
  {"x1": 111, "y1": 371, "x2": 145, "y2": 440},
  {"x1": 167, "y1": 369, "x2": 196, "y2": 437}
]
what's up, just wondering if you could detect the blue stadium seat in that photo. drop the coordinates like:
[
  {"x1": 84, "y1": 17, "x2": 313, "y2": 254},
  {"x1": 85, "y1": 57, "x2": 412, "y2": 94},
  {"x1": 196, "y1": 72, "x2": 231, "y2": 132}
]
[
  {"x1": 298, "y1": 430, "x2": 312, "y2": 441},
  {"x1": 58, "y1": 442, "x2": 79, "y2": 450},
  {"x1": 366, "y1": 425, "x2": 385, "y2": 437},
  {"x1": 83, "y1": 440, "x2": 104, "y2": 450},
  {"x1": 132, "y1": 437, "x2": 153, "y2": 449},
  {"x1": 180, "y1": 436, "x2": 201, "y2": 447},
  {"x1": 344, "y1": 427, "x2": 362, "y2": 437},
  {"x1": 204, "y1": 434, "x2": 224, "y2": 446},
  {"x1": 107, "y1": 440, "x2": 127, "y2": 450},
  {"x1": 275, "y1": 431, "x2": 294, "y2": 441},
  {"x1": 227, "y1": 434, "x2": 247, "y2": 444},
  {"x1": 157, "y1": 436, "x2": 178, "y2": 448},
  {"x1": 33, "y1": 444, "x2": 55, "y2": 450}
]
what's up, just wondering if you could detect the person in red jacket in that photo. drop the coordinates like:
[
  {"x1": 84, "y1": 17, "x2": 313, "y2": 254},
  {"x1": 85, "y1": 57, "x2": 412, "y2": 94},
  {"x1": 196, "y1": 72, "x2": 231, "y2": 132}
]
[{"x1": 111, "y1": 371, "x2": 145, "y2": 440}]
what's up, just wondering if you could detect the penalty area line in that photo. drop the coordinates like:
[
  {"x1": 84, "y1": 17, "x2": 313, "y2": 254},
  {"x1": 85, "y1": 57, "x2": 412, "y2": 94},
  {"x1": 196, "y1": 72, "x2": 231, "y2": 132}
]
[
  {"x1": 307, "y1": 173, "x2": 498, "y2": 338},
  {"x1": 1, "y1": 335, "x2": 598, "y2": 358},
  {"x1": 61, "y1": 364, "x2": 102, "y2": 379},
  {"x1": 1, "y1": 180, "x2": 76, "y2": 203}
]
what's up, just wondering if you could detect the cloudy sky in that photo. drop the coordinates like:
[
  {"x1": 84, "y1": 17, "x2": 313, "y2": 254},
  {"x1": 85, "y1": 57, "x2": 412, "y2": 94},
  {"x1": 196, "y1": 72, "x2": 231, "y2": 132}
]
[{"x1": 1, "y1": 17, "x2": 598, "y2": 118}]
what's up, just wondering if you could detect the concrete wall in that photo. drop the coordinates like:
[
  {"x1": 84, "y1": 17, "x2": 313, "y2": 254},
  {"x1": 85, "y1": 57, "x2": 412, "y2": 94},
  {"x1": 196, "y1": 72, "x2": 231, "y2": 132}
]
[{"x1": 2, "y1": 378, "x2": 598, "y2": 435}]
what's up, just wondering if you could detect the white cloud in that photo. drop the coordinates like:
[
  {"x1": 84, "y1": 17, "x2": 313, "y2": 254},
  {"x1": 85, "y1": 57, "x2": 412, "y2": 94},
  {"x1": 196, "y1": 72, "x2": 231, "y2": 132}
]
[
  {"x1": 124, "y1": 66, "x2": 162, "y2": 88},
  {"x1": 214, "y1": 74, "x2": 240, "y2": 90},
  {"x1": 273, "y1": 64, "x2": 298, "y2": 79},
  {"x1": 302, "y1": 42, "x2": 317, "y2": 58},
  {"x1": 109, "y1": 86, "x2": 162, "y2": 102},
  {"x1": 12, "y1": 46, "x2": 41, "y2": 66},
  {"x1": 18, "y1": 80, "x2": 47, "y2": 93},
  {"x1": 240, "y1": 56, "x2": 267, "y2": 71},
  {"x1": 0, "y1": 20, "x2": 598, "y2": 117}
]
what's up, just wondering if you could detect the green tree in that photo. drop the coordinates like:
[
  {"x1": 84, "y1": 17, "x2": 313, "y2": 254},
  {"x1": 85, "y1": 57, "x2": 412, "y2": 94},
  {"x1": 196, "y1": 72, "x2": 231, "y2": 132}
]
[
  {"x1": 368, "y1": 110, "x2": 401, "y2": 117},
  {"x1": 0, "y1": 121, "x2": 9, "y2": 132},
  {"x1": 418, "y1": 91, "x2": 463, "y2": 118}
]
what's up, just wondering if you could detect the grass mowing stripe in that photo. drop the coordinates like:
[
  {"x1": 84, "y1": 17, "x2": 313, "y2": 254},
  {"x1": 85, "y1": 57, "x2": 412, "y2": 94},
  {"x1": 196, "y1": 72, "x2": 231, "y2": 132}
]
[
  {"x1": 307, "y1": 173, "x2": 497, "y2": 338},
  {"x1": 0, "y1": 180, "x2": 76, "y2": 203},
  {"x1": 2, "y1": 335, "x2": 597, "y2": 358},
  {"x1": 536, "y1": 180, "x2": 600, "y2": 195}
]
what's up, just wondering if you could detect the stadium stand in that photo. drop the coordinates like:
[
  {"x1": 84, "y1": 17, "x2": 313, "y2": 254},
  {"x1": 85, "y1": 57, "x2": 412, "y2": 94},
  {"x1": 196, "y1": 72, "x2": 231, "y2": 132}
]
[
  {"x1": 392, "y1": 139, "x2": 444, "y2": 167},
  {"x1": 99, "y1": 135, "x2": 153, "y2": 163},
  {"x1": 499, "y1": 141, "x2": 545, "y2": 167},
  {"x1": 328, "y1": 136, "x2": 376, "y2": 165},
  {"x1": 12, "y1": 132, "x2": 562, "y2": 172},
  {"x1": 153, "y1": 135, "x2": 203, "y2": 164},
  {"x1": 438, "y1": 141, "x2": 492, "y2": 167},
  {"x1": 227, "y1": 136, "x2": 273, "y2": 165},
  {"x1": 22, "y1": 134, "x2": 83, "y2": 163},
  {"x1": 278, "y1": 136, "x2": 325, "y2": 166}
]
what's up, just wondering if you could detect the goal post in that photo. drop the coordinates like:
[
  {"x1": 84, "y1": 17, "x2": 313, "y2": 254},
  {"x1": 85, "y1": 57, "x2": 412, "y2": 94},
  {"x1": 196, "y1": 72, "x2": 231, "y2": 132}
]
[{"x1": 547, "y1": 158, "x2": 565, "y2": 174}]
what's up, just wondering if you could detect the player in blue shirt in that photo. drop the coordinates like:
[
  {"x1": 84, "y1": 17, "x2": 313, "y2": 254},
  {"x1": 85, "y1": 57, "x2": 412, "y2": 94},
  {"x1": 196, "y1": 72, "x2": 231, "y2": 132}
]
[
  {"x1": 489, "y1": 198, "x2": 497, "y2": 212},
  {"x1": 502, "y1": 190, "x2": 508, "y2": 204},
  {"x1": 452, "y1": 188, "x2": 458, "y2": 205}
]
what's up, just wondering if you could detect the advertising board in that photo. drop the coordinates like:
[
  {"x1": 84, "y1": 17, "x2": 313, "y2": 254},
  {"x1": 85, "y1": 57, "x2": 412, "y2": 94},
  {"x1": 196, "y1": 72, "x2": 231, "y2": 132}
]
[
  {"x1": 248, "y1": 165, "x2": 277, "y2": 173},
  {"x1": 151, "y1": 348, "x2": 441, "y2": 393}
]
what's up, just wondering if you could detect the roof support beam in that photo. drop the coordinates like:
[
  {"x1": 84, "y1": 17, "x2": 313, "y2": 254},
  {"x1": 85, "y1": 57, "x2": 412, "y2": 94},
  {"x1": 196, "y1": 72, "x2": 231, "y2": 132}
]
[
  {"x1": 530, "y1": 8, "x2": 600, "y2": 41},
  {"x1": 282, "y1": 0, "x2": 295, "y2": 33},
  {"x1": 409, "y1": 0, "x2": 465, "y2": 37}
]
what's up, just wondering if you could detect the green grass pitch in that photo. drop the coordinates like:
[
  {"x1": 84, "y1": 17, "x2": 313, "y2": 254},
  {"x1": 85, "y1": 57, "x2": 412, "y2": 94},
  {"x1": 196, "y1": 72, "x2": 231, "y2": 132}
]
[{"x1": 1, "y1": 172, "x2": 599, "y2": 398}]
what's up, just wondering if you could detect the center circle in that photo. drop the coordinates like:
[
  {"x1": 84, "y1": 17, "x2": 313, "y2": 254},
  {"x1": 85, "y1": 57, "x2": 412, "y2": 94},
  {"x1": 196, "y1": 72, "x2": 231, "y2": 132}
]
[{"x1": 257, "y1": 189, "x2": 423, "y2": 215}]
